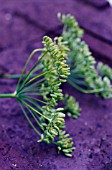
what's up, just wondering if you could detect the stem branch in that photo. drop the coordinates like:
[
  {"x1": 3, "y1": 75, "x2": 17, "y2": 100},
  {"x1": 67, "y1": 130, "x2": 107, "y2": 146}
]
[{"x1": 0, "y1": 92, "x2": 16, "y2": 98}]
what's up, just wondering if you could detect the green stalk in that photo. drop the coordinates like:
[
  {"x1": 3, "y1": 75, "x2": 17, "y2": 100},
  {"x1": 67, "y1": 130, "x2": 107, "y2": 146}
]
[
  {"x1": 0, "y1": 73, "x2": 42, "y2": 79},
  {"x1": 18, "y1": 101, "x2": 41, "y2": 136},
  {"x1": 68, "y1": 78, "x2": 104, "y2": 94},
  {"x1": 22, "y1": 95, "x2": 47, "y2": 105},
  {"x1": 21, "y1": 96, "x2": 43, "y2": 111},
  {"x1": 24, "y1": 103, "x2": 43, "y2": 130},
  {"x1": 24, "y1": 69, "x2": 54, "y2": 87},
  {"x1": 0, "y1": 74, "x2": 23, "y2": 79},
  {"x1": 17, "y1": 51, "x2": 46, "y2": 92},
  {"x1": 0, "y1": 92, "x2": 17, "y2": 98},
  {"x1": 20, "y1": 99, "x2": 50, "y2": 121},
  {"x1": 21, "y1": 77, "x2": 45, "y2": 93}
]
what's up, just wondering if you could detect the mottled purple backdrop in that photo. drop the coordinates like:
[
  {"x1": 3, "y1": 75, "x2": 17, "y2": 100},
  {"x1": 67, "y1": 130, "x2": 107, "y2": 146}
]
[{"x1": 0, "y1": 1, "x2": 112, "y2": 170}]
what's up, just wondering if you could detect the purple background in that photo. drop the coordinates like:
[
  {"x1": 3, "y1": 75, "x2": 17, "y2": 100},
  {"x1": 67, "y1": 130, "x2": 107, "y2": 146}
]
[{"x1": 0, "y1": 1, "x2": 112, "y2": 170}]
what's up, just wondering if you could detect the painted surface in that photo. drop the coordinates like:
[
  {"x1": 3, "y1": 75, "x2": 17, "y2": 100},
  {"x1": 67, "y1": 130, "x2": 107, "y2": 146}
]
[{"x1": 0, "y1": 1, "x2": 112, "y2": 170}]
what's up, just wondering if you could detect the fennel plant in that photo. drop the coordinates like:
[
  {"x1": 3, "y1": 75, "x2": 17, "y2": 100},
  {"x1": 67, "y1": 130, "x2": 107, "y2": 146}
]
[
  {"x1": 0, "y1": 36, "x2": 79, "y2": 157},
  {"x1": 0, "y1": 13, "x2": 111, "y2": 157}
]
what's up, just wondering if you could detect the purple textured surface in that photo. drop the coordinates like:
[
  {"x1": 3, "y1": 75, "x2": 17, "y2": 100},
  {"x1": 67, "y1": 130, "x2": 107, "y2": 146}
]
[
  {"x1": 0, "y1": 1, "x2": 112, "y2": 170},
  {"x1": 88, "y1": 0, "x2": 106, "y2": 4},
  {"x1": 1, "y1": 0, "x2": 112, "y2": 58},
  {"x1": 79, "y1": 0, "x2": 108, "y2": 8}
]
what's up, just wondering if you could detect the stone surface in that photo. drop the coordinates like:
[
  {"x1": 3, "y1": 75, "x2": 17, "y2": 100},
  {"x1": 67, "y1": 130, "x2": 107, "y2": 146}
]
[
  {"x1": 80, "y1": 0, "x2": 108, "y2": 8},
  {"x1": 0, "y1": 1, "x2": 112, "y2": 170},
  {"x1": 1, "y1": 0, "x2": 112, "y2": 60}
]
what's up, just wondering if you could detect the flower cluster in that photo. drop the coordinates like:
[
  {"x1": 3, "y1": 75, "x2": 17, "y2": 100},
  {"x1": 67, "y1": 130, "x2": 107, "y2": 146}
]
[
  {"x1": 58, "y1": 13, "x2": 112, "y2": 98},
  {"x1": 56, "y1": 130, "x2": 75, "y2": 157},
  {"x1": 97, "y1": 62, "x2": 112, "y2": 79},
  {"x1": 40, "y1": 36, "x2": 70, "y2": 106},
  {"x1": 39, "y1": 107, "x2": 65, "y2": 143},
  {"x1": 63, "y1": 94, "x2": 80, "y2": 119},
  {"x1": 14, "y1": 35, "x2": 75, "y2": 157}
]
